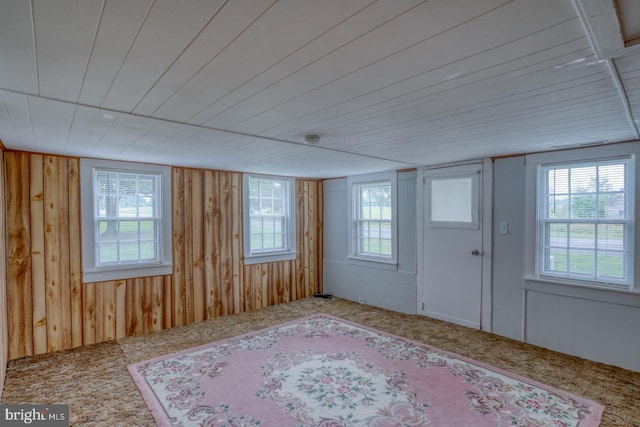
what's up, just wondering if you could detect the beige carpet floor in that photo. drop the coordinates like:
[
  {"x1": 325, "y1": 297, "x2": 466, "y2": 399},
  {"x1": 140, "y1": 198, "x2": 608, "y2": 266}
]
[{"x1": 2, "y1": 297, "x2": 639, "y2": 426}]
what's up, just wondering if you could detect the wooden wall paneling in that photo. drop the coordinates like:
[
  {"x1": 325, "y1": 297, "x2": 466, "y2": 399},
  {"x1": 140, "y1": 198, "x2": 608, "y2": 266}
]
[
  {"x1": 43, "y1": 155, "x2": 72, "y2": 352},
  {"x1": 142, "y1": 277, "x2": 153, "y2": 333},
  {"x1": 162, "y1": 275, "x2": 172, "y2": 331},
  {"x1": 310, "y1": 181, "x2": 320, "y2": 295},
  {"x1": 6, "y1": 152, "x2": 33, "y2": 359},
  {"x1": 125, "y1": 279, "x2": 142, "y2": 337},
  {"x1": 203, "y1": 171, "x2": 214, "y2": 318},
  {"x1": 260, "y1": 263, "x2": 268, "y2": 309},
  {"x1": 151, "y1": 275, "x2": 164, "y2": 332},
  {"x1": 317, "y1": 180, "x2": 323, "y2": 293},
  {"x1": 95, "y1": 280, "x2": 116, "y2": 342},
  {"x1": 183, "y1": 170, "x2": 194, "y2": 324},
  {"x1": 115, "y1": 280, "x2": 126, "y2": 339},
  {"x1": 243, "y1": 264, "x2": 253, "y2": 312},
  {"x1": 4, "y1": 152, "x2": 323, "y2": 360},
  {"x1": 94, "y1": 282, "x2": 105, "y2": 343},
  {"x1": 295, "y1": 180, "x2": 304, "y2": 301},
  {"x1": 190, "y1": 170, "x2": 205, "y2": 322},
  {"x1": 0, "y1": 148, "x2": 8, "y2": 393},
  {"x1": 204, "y1": 170, "x2": 221, "y2": 318},
  {"x1": 67, "y1": 158, "x2": 83, "y2": 348},
  {"x1": 172, "y1": 168, "x2": 186, "y2": 327},
  {"x1": 104, "y1": 281, "x2": 116, "y2": 341},
  {"x1": 29, "y1": 154, "x2": 46, "y2": 355},
  {"x1": 220, "y1": 172, "x2": 233, "y2": 316},
  {"x1": 304, "y1": 181, "x2": 313, "y2": 297},
  {"x1": 231, "y1": 173, "x2": 243, "y2": 313},
  {"x1": 82, "y1": 282, "x2": 95, "y2": 345}
]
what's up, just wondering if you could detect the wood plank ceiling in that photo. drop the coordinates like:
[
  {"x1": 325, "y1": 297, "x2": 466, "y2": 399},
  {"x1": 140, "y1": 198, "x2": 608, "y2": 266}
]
[{"x1": 0, "y1": 0, "x2": 639, "y2": 178}]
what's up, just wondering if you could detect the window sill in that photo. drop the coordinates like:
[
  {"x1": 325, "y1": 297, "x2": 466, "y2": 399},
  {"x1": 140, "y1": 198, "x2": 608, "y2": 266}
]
[
  {"x1": 523, "y1": 277, "x2": 640, "y2": 308},
  {"x1": 84, "y1": 263, "x2": 173, "y2": 283},
  {"x1": 244, "y1": 251, "x2": 296, "y2": 265},
  {"x1": 347, "y1": 256, "x2": 398, "y2": 271}
]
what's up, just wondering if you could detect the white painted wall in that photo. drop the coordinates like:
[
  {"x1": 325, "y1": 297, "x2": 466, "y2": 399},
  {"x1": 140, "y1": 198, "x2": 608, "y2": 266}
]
[
  {"x1": 492, "y1": 151, "x2": 640, "y2": 372},
  {"x1": 323, "y1": 171, "x2": 417, "y2": 314},
  {"x1": 491, "y1": 156, "x2": 526, "y2": 340},
  {"x1": 324, "y1": 151, "x2": 640, "y2": 372}
]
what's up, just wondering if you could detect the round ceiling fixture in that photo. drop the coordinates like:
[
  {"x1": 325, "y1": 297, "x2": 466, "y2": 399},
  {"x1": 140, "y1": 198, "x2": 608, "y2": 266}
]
[{"x1": 303, "y1": 134, "x2": 321, "y2": 145}]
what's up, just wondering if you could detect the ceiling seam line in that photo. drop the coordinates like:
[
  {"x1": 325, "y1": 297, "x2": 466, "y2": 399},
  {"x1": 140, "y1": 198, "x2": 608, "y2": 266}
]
[
  {"x1": 130, "y1": 0, "x2": 233, "y2": 114},
  {"x1": 29, "y1": 0, "x2": 39, "y2": 96},
  {"x1": 0, "y1": 94, "x2": 22, "y2": 147},
  {"x1": 191, "y1": 0, "x2": 427, "y2": 125},
  {"x1": 605, "y1": 58, "x2": 640, "y2": 139},
  {"x1": 221, "y1": 0, "x2": 518, "y2": 132},
  {"x1": 99, "y1": 0, "x2": 156, "y2": 109},
  {"x1": 149, "y1": 0, "x2": 279, "y2": 118},
  {"x1": 25, "y1": 96, "x2": 36, "y2": 151},
  {"x1": 76, "y1": 0, "x2": 106, "y2": 104},
  {"x1": 269, "y1": 43, "x2": 594, "y2": 139},
  {"x1": 0, "y1": 88, "x2": 416, "y2": 167}
]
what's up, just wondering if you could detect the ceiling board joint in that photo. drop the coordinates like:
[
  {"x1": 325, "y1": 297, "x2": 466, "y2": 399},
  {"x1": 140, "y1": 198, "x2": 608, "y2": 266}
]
[{"x1": 605, "y1": 58, "x2": 640, "y2": 139}]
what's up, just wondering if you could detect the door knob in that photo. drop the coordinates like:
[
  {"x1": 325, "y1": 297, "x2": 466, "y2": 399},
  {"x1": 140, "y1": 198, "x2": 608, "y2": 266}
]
[{"x1": 471, "y1": 249, "x2": 483, "y2": 256}]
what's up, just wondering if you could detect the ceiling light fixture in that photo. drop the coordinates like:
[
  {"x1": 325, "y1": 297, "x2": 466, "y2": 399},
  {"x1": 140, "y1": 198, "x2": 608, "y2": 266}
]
[{"x1": 303, "y1": 134, "x2": 321, "y2": 145}]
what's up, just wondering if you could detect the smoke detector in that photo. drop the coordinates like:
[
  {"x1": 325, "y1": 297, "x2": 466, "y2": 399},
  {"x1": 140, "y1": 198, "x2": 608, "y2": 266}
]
[{"x1": 303, "y1": 134, "x2": 321, "y2": 145}]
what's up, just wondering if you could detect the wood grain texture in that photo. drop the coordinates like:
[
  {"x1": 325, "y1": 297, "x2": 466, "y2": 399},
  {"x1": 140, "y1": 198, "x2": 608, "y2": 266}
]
[
  {"x1": 4, "y1": 153, "x2": 323, "y2": 360},
  {"x1": 0, "y1": 149, "x2": 9, "y2": 392},
  {"x1": 6, "y1": 152, "x2": 33, "y2": 359}
]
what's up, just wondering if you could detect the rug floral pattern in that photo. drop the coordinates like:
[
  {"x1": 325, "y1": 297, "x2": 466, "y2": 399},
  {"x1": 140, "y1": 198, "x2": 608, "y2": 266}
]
[{"x1": 129, "y1": 315, "x2": 603, "y2": 426}]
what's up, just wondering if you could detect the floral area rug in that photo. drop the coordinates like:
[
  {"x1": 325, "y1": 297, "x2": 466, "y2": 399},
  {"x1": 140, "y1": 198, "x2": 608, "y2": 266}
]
[{"x1": 128, "y1": 314, "x2": 603, "y2": 426}]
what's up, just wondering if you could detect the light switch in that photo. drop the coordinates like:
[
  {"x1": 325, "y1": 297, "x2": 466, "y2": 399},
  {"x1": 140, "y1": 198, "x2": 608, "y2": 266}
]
[{"x1": 500, "y1": 221, "x2": 508, "y2": 235}]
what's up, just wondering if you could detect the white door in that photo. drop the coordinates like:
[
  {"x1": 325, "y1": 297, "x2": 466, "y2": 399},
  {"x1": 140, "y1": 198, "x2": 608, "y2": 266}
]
[{"x1": 419, "y1": 163, "x2": 483, "y2": 329}]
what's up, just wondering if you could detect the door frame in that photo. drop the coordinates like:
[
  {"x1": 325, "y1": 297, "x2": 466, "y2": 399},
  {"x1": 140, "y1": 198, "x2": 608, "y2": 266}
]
[{"x1": 416, "y1": 158, "x2": 493, "y2": 332}]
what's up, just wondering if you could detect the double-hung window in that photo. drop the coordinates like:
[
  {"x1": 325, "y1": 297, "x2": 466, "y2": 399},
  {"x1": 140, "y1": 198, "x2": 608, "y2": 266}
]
[
  {"x1": 81, "y1": 159, "x2": 172, "y2": 282},
  {"x1": 243, "y1": 174, "x2": 296, "y2": 264},
  {"x1": 347, "y1": 172, "x2": 397, "y2": 267},
  {"x1": 535, "y1": 156, "x2": 635, "y2": 288}
]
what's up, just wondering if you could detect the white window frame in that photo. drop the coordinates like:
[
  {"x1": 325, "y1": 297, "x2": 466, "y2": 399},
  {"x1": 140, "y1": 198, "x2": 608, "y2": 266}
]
[
  {"x1": 243, "y1": 174, "x2": 296, "y2": 265},
  {"x1": 347, "y1": 171, "x2": 398, "y2": 269},
  {"x1": 525, "y1": 143, "x2": 640, "y2": 293},
  {"x1": 81, "y1": 159, "x2": 172, "y2": 282}
]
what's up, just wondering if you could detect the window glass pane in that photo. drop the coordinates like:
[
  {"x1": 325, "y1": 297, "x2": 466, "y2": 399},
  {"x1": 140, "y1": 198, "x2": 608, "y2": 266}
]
[
  {"x1": 352, "y1": 180, "x2": 393, "y2": 259},
  {"x1": 119, "y1": 242, "x2": 139, "y2": 262},
  {"x1": 569, "y1": 250, "x2": 595, "y2": 276},
  {"x1": 97, "y1": 220, "x2": 118, "y2": 242},
  {"x1": 569, "y1": 223, "x2": 595, "y2": 249},
  {"x1": 430, "y1": 177, "x2": 473, "y2": 223},
  {"x1": 138, "y1": 176, "x2": 156, "y2": 196},
  {"x1": 140, "y1": 221, "x2": 156, "y2": 240},
  {"x1": 140, "y1": 241, "x2": 157, "y2": 262},
  {"x1": 139, "y1": 196, "x2": 155, "y2": 218},
  {"x1": 545, "y1": 248, "x2": 567, "y2": 273},
  {"x1": 98, "y1": 243, "x2": 118, "y2": 264},
  {"x1": 597, "y1": 251, "x2": 624, "y2": 279},
  {"x1": 247, "y1": 176, "x2": 291, "y2": 255},
  {"x1": 93, "y1": 168, "x2": 161, "y2": 267},
  {"x1": 118, "y1": 196, "x2": 138, "y2": 217},
  {"x1": 119, "y1": 174, "x2": 137, "y2": 195},
  {"x1": 538, "y1": 157, "x2": 633, "y2": 286},
  {"x1": 547, "y1": 223, "x2": 567, "y2": 247}
]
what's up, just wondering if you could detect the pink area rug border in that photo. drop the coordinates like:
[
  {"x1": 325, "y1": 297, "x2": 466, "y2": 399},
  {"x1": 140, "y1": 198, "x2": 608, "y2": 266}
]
[{"x1": 128, "y1": 313, "x2": 604, "y2": 426}]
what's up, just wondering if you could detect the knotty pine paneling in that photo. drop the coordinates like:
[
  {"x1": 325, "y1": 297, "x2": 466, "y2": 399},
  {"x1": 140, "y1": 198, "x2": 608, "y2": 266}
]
[
  {"x1": 4, "y1": 153, "x2": 323, "y2": 359},
  {"x1": 0, "y1": 148, "x2": 8, "y2": 394}
]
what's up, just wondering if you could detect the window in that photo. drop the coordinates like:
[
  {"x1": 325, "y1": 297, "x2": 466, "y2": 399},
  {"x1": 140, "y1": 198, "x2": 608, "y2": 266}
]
[
  {"x1": 348, "y1": 172, "x2": 397, "y2": 266},
  {"x1": 81, "y1": 159, "x2": 172, "y2": 282},
  {"x1": 243, "y1": 174, "x2": 296, "y2": 264},
  {"x1": 535, "y1": 156, "x2": 635, "y2": 288}
]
